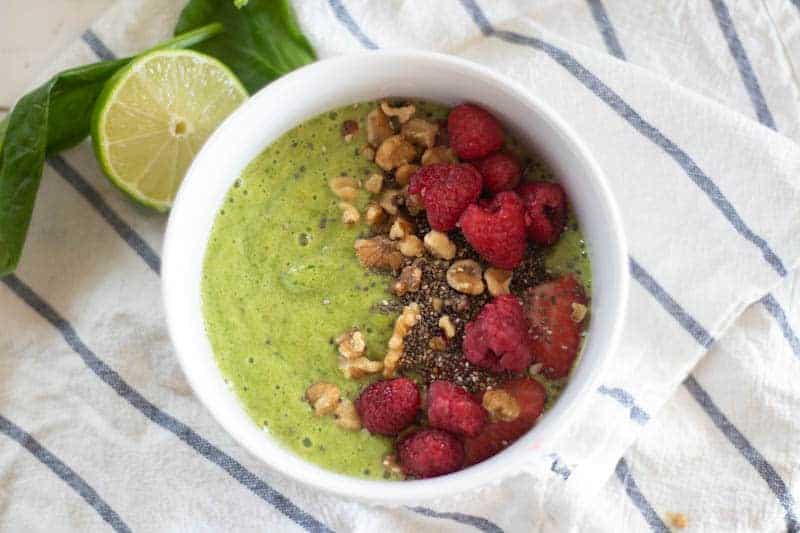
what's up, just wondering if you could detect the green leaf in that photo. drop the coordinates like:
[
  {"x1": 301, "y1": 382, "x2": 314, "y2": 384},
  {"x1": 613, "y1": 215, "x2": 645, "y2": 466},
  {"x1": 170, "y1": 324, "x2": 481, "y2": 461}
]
[
  {"x1": 175, "y1": 0, "x2": 316, "y2": 93},
  {"x1": 0, "y1": 23, "x2": 223, "y2": 276}
]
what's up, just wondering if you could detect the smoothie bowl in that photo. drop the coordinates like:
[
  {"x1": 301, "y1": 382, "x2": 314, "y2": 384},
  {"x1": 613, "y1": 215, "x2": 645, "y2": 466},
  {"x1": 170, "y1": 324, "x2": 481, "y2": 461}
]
[{"x1": 163, "y1": 51, "x2": 628, "y2": 503}]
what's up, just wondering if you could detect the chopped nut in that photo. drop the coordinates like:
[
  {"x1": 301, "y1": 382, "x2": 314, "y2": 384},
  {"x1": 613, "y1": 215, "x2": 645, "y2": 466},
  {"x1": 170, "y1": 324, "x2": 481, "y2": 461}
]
[
  {"x1": 394, "y1": 163, "x2": 419, "y2": 186},
  {"x1": 361, "y1": 144, "x2": 376, "y2": 161},
  {"x1": 389, "y1": 216, "x2": 415, "y2": 240},
  {"x1": 485, "y1": 267, "x2": 513, "y2": 296},
  {"x1": 401, "y1": 118, "x2": 439, "y2": 148},
  {"x1": 339, "y1": 202, "x2": 360, "y2": 224},
  {"x1": 305, "y1": 382, "x2": 341, "y2": 416},
  {"x1": 383, "y1": 303, "x2": 421, "y2": 377},
  {"x1": 571, "y1": 302, "x2": 588, "y2": 323},
  {"x1": 483, "y1": 389, "x2": 520, "y2": 422},
  {"x1": 392, "y1": 266, "x2": 422, "y2": 296},
  {"x1": 431, "y1": 297, "x2": 444, "y2": 312},
  {"x1": 405, "y1": 193, "x2": 424, "y2": 215},
  {"x1": 333, "y1": 399, "x2": 362, "y2": 430},
  {"x1": 375, "y1": 135, "x2": 417, "y2": 171},
  {"x1": 380, "y1": 100, "x2": 415, "y2": 123},
  {"x1": 364, "y1": 203, "x2": 385, "y2": 225},
  {"x1": 421, "y1": 146, "x2": 457, "y2": 166},
  {"x1": 364, "y1": 173, "x2": 383, "y2": 194},
  {"x1": 428, "y1": 336, "x2": 447, "y2": 351},
  {"x1": 399, "y1": 235, "x2": 424, "y2": 257},
  {"x1": 380, "y1": 189, "x2": 403, "y2": 215},
  {"x1": 446, "y1": 259, "x2": 485, "y2": 295},
  {"x1": 382, "y1": 453, "x2": 404, "y2": 477},
  {"x1": 329, "y1": 175, "x2": 360, "y2": 200},
  {"x1": 366, "y1": 108, "x2": 393, "y2": 147},
  {"x1": 423, "y1": 230, "x2": 456, "y2": 260},
  {"x1": 665, "y1": 513, "x2": 688, "y2": 529},
  {"x1": 354, "y1": 237, "x2": 404, "y2": 271},
  {"x1": 336, "y1": 328, "x2": 366, "y2": 360},
  {"x1": 528, "y1": 362, "x2": 544, "y2": 376},
  {"x1": 446, "y1": 295, "x2": 470, "y2": 313},
  {"x1": 341, "y1": 120, "x2": 359, "y2": 142},
  {"x1": 438, "y1": 315, "x2": 456, "y2": 338},
  {"x1": 339, "y1": 356, "x2": 384, "y2": 379}
]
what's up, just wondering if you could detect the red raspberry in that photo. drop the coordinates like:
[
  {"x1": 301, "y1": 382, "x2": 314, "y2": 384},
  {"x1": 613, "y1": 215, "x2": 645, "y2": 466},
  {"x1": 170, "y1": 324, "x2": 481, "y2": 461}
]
[
  {"x1": 524, "y1": 275, "x2": 588, "y2": 378},
  {"x1": 355, "y1": 377, "x2": 420, "y2": 436},
  {"x1": 408, "y1": 163, "x2": 482, "y2": 231},
  {"x1": 458, "y1": 191, "x2": 527, "y2": 269},
  {"x1": 464, "y1": 378, "x2": 546, "y2": 465},
  {"x1": 473, "y1": 152, "x2": 521, "y2": 193},
  {"x1": 447, "y1": 103, "x2": 504, "y2": 160},
  {"x1": 427, "y1": 381, "x2": 487, "y2": 437},
  {"x1": 463, "y1": 295, "x2": 533, "y2": 373},
  {"x1": 516, "y1": 182, "x2": 567, "y2": 246},
  {"x1": 397, "y1": 428, "x2": 465, "y2": 478}
]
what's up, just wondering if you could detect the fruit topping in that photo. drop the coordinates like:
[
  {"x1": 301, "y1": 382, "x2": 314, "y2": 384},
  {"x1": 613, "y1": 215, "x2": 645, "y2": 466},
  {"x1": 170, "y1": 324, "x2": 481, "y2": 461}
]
[
  {"x1": 474, "y1": 152, "x2": 521, "y2": 193},
  {"x1": 356, "y1": 377, "x2": 421, "y2": 436},
  {"x1": 409, "y1": 163, "x2": 482, "y2": 231},
  {"x1": 447, "y1": 103, "x2": 504, "y2": 160},
  {"x1": 397, "y1": 428, "x2": 465, "y2": 478},
  {"x1": 517, "y1": 182, "x2": 567, "y2": 247},
  {"x1": 463, "y1": 294, "x2": 533, "y2": 373},
  {"x1": 427, "y1": 380, "x2": 487, "y2": 437},
  {"x1": 459, "y1": 191, "x2": 527, "y2": 269}
]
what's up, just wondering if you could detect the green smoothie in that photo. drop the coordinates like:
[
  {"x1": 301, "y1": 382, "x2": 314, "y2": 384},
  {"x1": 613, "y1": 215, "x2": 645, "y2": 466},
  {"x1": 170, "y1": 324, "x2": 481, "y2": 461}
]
[{"x1": 201, "y1": 100, "x2": 590, "y2": 479}]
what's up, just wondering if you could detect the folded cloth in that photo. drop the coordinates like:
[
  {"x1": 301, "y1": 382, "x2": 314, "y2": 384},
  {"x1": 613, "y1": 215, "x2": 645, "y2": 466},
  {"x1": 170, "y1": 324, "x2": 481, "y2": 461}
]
[{"x1": 1, "y1": 0, "x2": 799, "y2": 531}]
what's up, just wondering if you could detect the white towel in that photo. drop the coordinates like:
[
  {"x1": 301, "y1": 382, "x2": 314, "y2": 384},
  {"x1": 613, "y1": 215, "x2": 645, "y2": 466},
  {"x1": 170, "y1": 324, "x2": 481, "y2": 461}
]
[{"x1": 2, "y1": 1, "x2": 800, "y2": 531}]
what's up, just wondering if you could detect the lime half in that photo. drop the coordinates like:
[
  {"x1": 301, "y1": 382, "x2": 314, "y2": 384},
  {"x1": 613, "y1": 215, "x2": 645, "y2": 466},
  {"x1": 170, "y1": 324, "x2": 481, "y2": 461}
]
[{"x1": 92, "y1": 49, "x2": 247, "y2": 211}]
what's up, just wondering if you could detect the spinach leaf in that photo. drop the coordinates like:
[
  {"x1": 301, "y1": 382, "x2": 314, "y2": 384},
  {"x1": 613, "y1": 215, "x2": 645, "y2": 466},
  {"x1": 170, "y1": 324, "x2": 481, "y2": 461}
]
[
  {"x1": 175, "y1": 0, "x2": 316, "y2": 93},
  {"x1": 0, "y1": 23, "x2": 223, "y2": 276}
]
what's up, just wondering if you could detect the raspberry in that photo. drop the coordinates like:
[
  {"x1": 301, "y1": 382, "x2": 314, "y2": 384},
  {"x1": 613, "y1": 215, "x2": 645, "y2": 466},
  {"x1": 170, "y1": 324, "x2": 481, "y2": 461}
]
[
  {"x1": 458, "y1": 191, "x2": 527, "y2": 269},
  {"x1": 397, "y1": 428, "x2": 465, "y2": 478},
  {"x1": 524, "y1": 275, "x2": 588, "y2": 378},
  {"x1": 355, "y1": 377, "x2": 420, "y2": 436},
  {"x1": 447, "y1": 103, "x2": 504, "y2": 160},
  {"x1": 408, "y1": 163, "x2": 482, "y2": 231},
  {"x1": 463, "y1": 294, "x2": 533, "y2": 373},
  {"x1": 427, "y1": 381, "x2": 487, "y2": 437},
  {"x1": 516, "y1": 182, "x2": 567, "y2": 246},
  {"x1": 473, "y1": 152, "x2": 521, "y2": 193}
]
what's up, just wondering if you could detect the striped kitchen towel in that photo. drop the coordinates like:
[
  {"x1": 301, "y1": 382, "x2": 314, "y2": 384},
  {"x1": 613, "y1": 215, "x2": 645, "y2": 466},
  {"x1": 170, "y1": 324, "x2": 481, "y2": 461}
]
[{"x1": 1, "y1": 0, "x2": 799, "y2": 531}]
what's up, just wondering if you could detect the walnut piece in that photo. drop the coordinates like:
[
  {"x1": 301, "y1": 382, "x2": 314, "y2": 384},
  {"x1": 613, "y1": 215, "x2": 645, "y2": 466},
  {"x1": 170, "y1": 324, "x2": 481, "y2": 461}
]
[
  {"x1": 380, "y1": 100, "x2": 415, "y2": 123},
  {"x1": 336, "y1": 328, "x2": 366, "y2": 360},
  {"x1": 333, "y1": 399, "x2": 362, "y2": 430},
  {"x1": 382, "y1": 453, "x2": 404, "y2": 477},
  {"x1": 431, "y1": 297, "x2": 444, "y2": 312},
  {"x1": 361, "y1": 144, "x2": 376, "y2": 161},
  {"x1": 405, "y1": 193, "x2": 424, "y2": 215},
  {"x1": 571, "y1": 302, "x2": 588, "y2": 323},
  {"x1": 364, "y1": 173, "x2": 383, "y2": 194},
  {"x1": 666, "y1": 513, "x2": 688, "y2": 530},
  {"x1": 392, "y1": 265, "x2": 422, "y2": 296},
  {"x1": 339, "y1": 356, "x2": 384, "y2": 379},
  {"x1": 394, "y1": 163, "x2": 419, "y2": 186},
  {"x1": 528, "y1": 362, "x2": 544, "y2": 376},
  {"x1": 305, "y1": 382, "x2": 341, "y2": 416},
  {"x1": 428, "y1": 336, "x2": 447, "y2": 351},
  {"x1": 399, "y1": 235, "x2": 424, "y2": 257},
  {"x1": 329, "y1": 175, "x2": 360, "y2": 201},
  {"x1": 366, "y1": 108, "x2": 393, "y2": 147},
  {"x1": 485, "y1": 267, "x2": 513, "y2": 296},
  {"x1": 375, "y1": 135, "x2": 417, "y2": 171},
  {"x1": 341, "y1": 120, "x2": 358, "y2": 142},
  {"x1": 401, "y1": 118, "x2": 439, "y2": 148},
  {"x1": 389, "y1": 216, "x2": 415, "y2": 240},
  {"x1": 365, "y1": 203, "x2": 385, "y2": 226},
  {"x1": 438, "y1": 315, "x2": 456, "y2": 338},
  {"x1": 339, "y1": 202, "x2": 360, "y2": 224},
  {"x1": 424, "y1": 230, "x2": 456, "y2": 260},
  {"x1": 383, "y1": 303, "x2": 421, "y2": 377},
  {"x1": 483, "y1": 389, "x2": 521, "y2": 422},
  {"x1": 355, "y1": 237, "x2": 404, "y2": 271},
  {"x1": 421, "y1": 146, "x2": 457, "y2": 166},
  {"x1": 380, "y1": 189, "x2": 403, "y2": 215},
  {"x1": 446, "y1": 259, "x2": 485, "y2": 295}
]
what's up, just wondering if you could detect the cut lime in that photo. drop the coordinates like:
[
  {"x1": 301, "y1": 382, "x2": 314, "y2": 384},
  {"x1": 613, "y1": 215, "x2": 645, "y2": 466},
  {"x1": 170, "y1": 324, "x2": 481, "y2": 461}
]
[{"x1": 91, "y1": 49, "x2": 247, "y2": 211}]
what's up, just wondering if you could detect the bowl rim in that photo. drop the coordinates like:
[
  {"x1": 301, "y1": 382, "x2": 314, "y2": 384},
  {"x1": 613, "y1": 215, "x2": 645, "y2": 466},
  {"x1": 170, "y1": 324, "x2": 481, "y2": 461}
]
[{"x1": 162, "y1": 49, "x2": 629, "y2": 503}]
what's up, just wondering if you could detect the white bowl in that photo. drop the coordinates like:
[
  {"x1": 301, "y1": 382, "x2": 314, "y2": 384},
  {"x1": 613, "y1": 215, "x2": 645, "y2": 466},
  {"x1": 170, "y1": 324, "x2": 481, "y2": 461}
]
[{"x1": 162, "y1": 50, "x2": 628, "y2": 504}]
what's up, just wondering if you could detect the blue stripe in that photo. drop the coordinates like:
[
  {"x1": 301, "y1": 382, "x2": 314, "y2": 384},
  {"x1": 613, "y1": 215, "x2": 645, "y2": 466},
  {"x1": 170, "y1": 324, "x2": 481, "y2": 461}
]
[
  {"x1": 408, "y1": 507, "x2": 504, "y2": 533},
  {"x1": 0, "y1": 274, "x2": 331, "y2": 533},
  {"x1": 709, "y1": 0, "x2": 777, "y2": 129},
  {"x1": 684, "y1": 376, "x2": 799, "y2": 532},
  {"x1": 629, "y1": 258, "x2": 714, "y2": 348},
  {"x1": 547, "y1": 452, "x2": 572, "y2": 480},
  {"x1": 0, "y1": 413, "x2": 131, "y2": 532},
  {"x1": 327, "y1": 0, "x2": 378, "y2": 49},
  {"x1": 585, "y1": 0, "x2": 626, "y2": 60},
  {"x1": 761, "y1": 294, "x2": 800, "y2": 360},
  {"x1": 47, "y1": 156, "x2": 161, "y2": 275},
  {"x1": 597, "y1": 385, "x2": 650, "y2": 424},
  {"x1": 615, "y1": 458, "x2": 669, "y2": 533},
  {"x1": 82, "y1": 30, "x2": 117, "y2": 61},
  {"x1": 793, "y1": 0, "x2": 800, "y2": 13},
  {"x1": 458, "y1": 0, "x2": 787, "y2": 277}
]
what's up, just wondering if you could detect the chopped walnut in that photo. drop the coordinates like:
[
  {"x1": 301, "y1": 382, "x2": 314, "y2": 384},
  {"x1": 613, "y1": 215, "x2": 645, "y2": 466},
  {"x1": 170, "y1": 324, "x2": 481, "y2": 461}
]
[
  {"x1": 361, "y1": 144, "x2": 376, "y2": 161},
  {"x1": 485, "y1": 267, "x2": 513, "y2": 296},
  {"x1": 329, "y1": 175, "x2": 360, "y2": 201},
  {"x1": 380, "y1": 189, "x2": 403, "y2": 215},
  {"x1": 389, "y1": 216, "x2": 415, "y2": 240},
  {"x1": 428, "y1": 336, "x2": 447, "y2": 351},
  {"x1": 405, "y1": 193, "x2": 424, "y2": 215},
  {"x1": 341, "y1": 120, "x2": 358, "y2": 142},
  {"x1": 394, "y1": 163, "x2": 419, "y2": 186},
  {"x1": 375, "y1": 135, "x2": 417, "y2": 171},
  {"x1": 366, "y1": 108, "x2": 393, "y2": 147},
  {"x1": 382, "y1": 453, "x2": 404, "y2": 477},
  {"x1": 354, "y1": 237, "x2": 404, "y2": 271},
  {"x1": 431, "y1": 297, "x2": 444, "y2": 312},
  {"x1": 571, "y1": 302, "x2": 588, "y2": 323},
  {"x1": 333, "y1": 399, "x2": 362, "y2": 430},
  {"x1": 336, "y1": 328, "x2": 366, "y2": 360},
  {"x1": 446, "y1": 259, "x2": 485, "y2": 295},
  {"x1": 364, "y1": 173, "x2": 383, "y2": 194},
  {"x1": 339, "y1": 202, "x2": 360, "y2": 224},
  {"x1": 401, "y1": 118, "x2": 439, "y2": 149},
  {"x1": 446, "y1": 295, "x2": 470, "y2": 313},
  {"x1": 305, "y1": 382, "x2": 341, "y2": 416},
  {"x1": 483, "y1": 389, "x2": 520, "y2": 422},
  {"x1": 380, "y1": 100, "x2": 415, "y2": 123},
  {"x1": 665, "y1": 513, "x2": 688, "y2": 529},
  {"x1": 423, "y1": 230, "x2": 456, "y2": 260},
  {"x1": 421, "y1": 146, "x2": 457, "y2": 166},
  {"x1": 383, "y1": 303, "x2": 421, "y2": 377},
  {"x1": 365, "y1": 203, "x2": 385, "y2": 225},
  {"x1": 438, "y1": 315, "x2": 456, "y2": 338},
  {"x1": 528, "y1": 362, "x2": 544, "y2": 376},
  {"x1": 392, "y1": 265, "x2": 422, "y2": 296},
  {"x1": 399, "y1": 235, "x2": 424, "y2": 257},
  {"x1": 339, "y1": 356, "x2": 384, "y2": 379}
]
